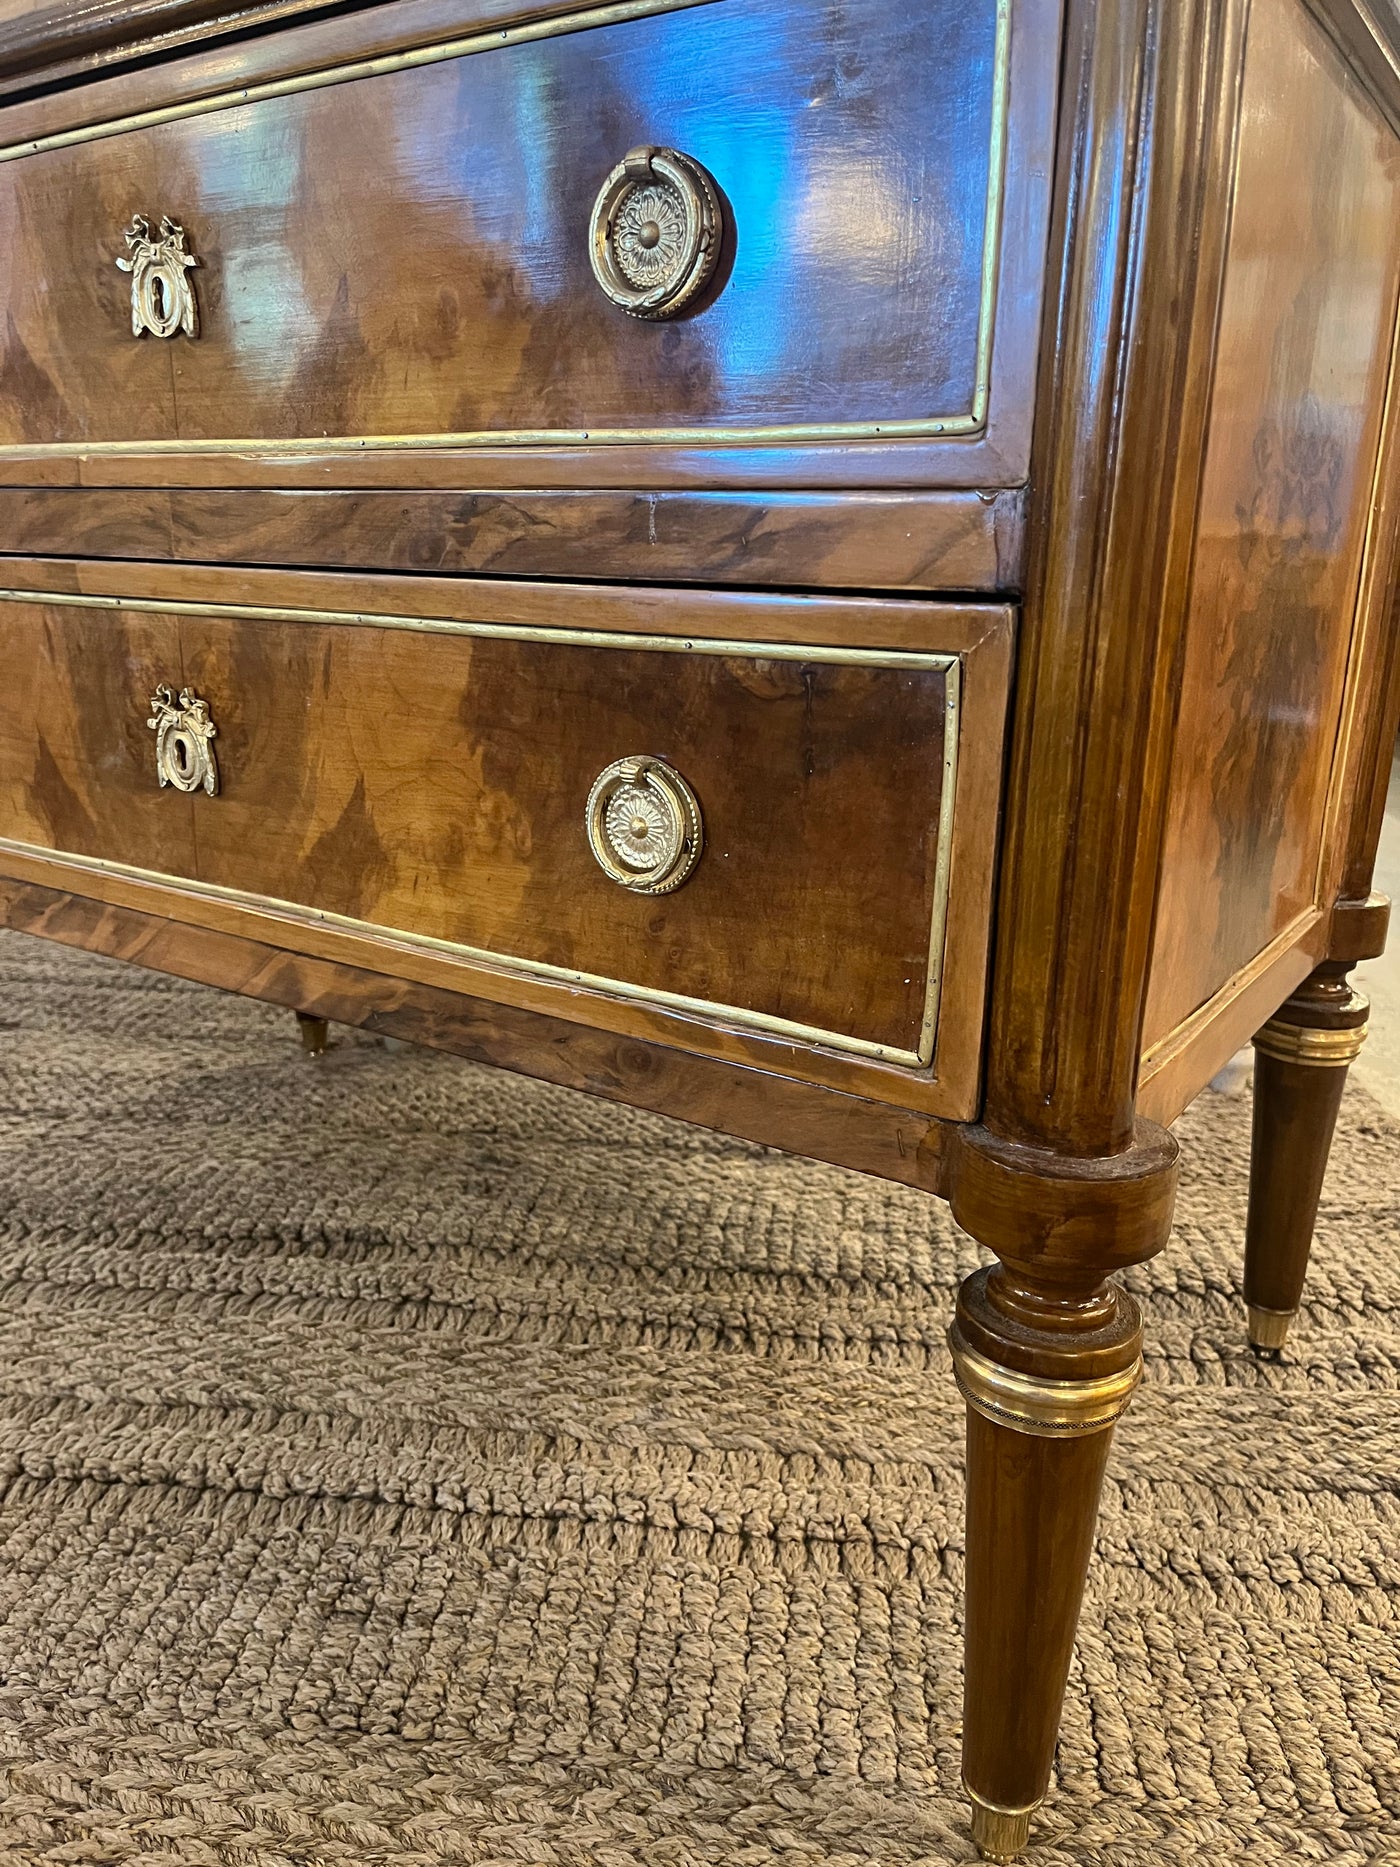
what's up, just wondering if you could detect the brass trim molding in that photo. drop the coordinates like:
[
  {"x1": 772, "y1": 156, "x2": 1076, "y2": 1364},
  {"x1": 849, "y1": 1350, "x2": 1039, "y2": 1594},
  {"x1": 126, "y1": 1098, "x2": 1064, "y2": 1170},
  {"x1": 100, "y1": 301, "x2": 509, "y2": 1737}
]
[
  {"x1": 0, "y1": 0, "x2": 1010, "y2": 455},
  {"x1": 0, "y1": 0, "x2": 715, "y2": 161},
  {"x1": 0, "y1": 586, "x2": 963, "y2": 1071},
  {"x1": 948, "y1": 1326, "x2": 1143, "y2": 1439},
  {"x1": 1253, "y1": 1015, "x2": 1369, "y2": 1067},
  {"x1": 966, "y1": 1787, "x2": 1036, "y2": 1864},
  {"x1": 0, "y1": 586, "x2": 958, "y2": 668}
]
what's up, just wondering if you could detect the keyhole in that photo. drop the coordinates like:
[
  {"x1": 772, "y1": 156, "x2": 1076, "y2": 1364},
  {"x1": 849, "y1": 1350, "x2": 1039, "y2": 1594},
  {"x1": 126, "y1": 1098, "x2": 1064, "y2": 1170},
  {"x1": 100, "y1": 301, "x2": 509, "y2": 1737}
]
[
  {"x1": 151, "y1": 274, "x2": 169, "y2": 323},
  {"x1": 170, "y1": 731, "x2": 195, "y2": 782}
]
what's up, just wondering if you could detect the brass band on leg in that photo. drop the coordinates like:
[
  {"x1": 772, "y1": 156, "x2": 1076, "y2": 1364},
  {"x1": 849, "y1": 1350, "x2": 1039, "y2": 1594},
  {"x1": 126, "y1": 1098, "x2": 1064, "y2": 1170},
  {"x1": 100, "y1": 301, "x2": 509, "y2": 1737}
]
[
  {"x1": 1252, "y1": 1016, "x2": 1368, "y2": 1068},
  {"x1": 949, "y1": 1326, "x2": 1142, "y2": 1439},
  {"x1": 967, "y1": 1786, "x2": 1037, "y2": 1862},
  {"x1": 1247, "y1": 1303, "x2": 1296, "y2": 1352}
]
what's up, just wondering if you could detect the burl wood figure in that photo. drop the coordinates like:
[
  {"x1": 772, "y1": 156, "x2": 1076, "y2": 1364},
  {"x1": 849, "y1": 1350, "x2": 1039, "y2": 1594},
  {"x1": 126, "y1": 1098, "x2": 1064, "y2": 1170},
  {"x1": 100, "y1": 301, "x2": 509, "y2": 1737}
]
[{"x1": 0, "y1": 0, "x2": 1396, "y2": 1854}]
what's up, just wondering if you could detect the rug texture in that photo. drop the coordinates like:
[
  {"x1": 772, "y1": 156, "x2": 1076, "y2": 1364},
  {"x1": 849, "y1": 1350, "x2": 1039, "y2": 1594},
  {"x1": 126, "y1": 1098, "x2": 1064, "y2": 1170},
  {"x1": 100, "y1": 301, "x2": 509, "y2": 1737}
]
[{"x1": 0, "y1": 932, "x2": 1395, "y2": 1865}]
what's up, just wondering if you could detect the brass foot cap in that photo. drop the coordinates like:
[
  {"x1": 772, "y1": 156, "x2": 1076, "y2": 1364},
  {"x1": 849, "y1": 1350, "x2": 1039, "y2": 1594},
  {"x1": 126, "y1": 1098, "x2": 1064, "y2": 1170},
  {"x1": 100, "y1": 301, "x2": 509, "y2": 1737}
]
[
  {"x1": 296, "y1": 1014, "x2": 330, "y2": 1058},
  {"x1": 968, "y1": 1789, "x2": 1036, "y2": 1862},
  {"x1": 1247, "y1": 1304, "x2": 1296, "y2": 1353}
]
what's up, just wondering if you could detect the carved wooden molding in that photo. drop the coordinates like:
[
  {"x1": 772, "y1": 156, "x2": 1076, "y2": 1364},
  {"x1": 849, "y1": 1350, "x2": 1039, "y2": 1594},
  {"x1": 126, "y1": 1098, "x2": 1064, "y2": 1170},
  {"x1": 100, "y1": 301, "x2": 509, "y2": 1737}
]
[
  {"x1": 0, "y1": 0, "x2": 375, "y2": 100},
  {"x1": 984, "y1": 0, "x2": 1250, "y2": 1154}
]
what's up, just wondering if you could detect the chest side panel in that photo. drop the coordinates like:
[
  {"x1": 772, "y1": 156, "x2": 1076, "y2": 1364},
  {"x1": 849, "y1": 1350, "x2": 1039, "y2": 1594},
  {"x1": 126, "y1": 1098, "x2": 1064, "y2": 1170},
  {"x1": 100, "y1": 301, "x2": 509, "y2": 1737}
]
[{"x1": 1143, "y1": 0, "x2": 1400, "y2": 1054}]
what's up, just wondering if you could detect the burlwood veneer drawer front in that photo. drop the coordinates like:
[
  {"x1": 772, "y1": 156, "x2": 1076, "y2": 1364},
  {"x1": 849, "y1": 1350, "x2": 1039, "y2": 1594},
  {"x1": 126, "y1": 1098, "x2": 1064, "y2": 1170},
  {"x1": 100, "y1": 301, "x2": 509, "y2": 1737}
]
[
  {"x1": 0, "y1": 0, "x2": 1012, "y2": 456},
  {"x1": 0, "y1": 572, "x2": 1010, "y2": 1106}
]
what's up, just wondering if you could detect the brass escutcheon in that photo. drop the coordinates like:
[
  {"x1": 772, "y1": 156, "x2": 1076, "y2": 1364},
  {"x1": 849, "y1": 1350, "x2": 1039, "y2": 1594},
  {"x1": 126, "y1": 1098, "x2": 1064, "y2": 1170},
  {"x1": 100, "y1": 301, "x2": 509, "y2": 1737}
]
[
  {"x1": 147, "y1": 684, "x2": 219, "y2": 795},
  {"x1": 117, "y1": 215, "x2": 199, "y2": 339}
]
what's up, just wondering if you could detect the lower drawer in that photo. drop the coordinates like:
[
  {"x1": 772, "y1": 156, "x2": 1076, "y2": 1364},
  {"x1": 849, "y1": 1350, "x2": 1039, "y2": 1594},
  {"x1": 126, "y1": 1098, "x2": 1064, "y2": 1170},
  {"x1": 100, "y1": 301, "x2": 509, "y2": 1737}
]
[{"x1": 0, "y1": 563, "x2": 1011, "y2": 1114}]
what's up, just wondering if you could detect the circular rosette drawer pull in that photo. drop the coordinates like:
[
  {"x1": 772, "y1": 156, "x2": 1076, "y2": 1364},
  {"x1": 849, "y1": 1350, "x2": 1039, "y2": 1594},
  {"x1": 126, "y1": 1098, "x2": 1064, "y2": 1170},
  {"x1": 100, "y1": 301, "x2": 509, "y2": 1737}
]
[
  {"x1": 588, "y1": 146, "x2": 724, "y2": 320},
  {"x1": 147, "y1": 684, "x2": 220, "y2": 795},
  {"x1": 586, "y1": 756, "x2": 703, "y2": 894}
]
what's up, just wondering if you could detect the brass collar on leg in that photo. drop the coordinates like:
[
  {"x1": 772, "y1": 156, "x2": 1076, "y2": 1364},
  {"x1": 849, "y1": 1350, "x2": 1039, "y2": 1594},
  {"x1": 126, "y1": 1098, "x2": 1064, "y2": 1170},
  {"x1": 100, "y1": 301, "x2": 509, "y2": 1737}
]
[
  {"x1": 949, "y1": 1326, "x2": 1142, "y2": 1439},
  {"x1": 967, "y1": 1785, "x2": 1037, "y2": 1862},
  {"x1": 1253, "y1": 1018, "x2": 1368, "y2": 1068}
]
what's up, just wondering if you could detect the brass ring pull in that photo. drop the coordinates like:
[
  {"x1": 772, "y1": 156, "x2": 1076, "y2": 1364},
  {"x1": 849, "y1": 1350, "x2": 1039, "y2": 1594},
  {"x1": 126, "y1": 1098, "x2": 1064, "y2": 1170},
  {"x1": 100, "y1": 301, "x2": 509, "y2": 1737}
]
[
  {"x1": 588, "y1": 147, "x2": 724, "y2": 320},
  {"x1": 147, "y1": 685, "x2": 220, "y2": 795},
  {"x1": 586, "y1": 756, "x2": 703, "y2": 894},
  {"x1": 117, "y1": 215, "x2": 200, "y2": 339}
]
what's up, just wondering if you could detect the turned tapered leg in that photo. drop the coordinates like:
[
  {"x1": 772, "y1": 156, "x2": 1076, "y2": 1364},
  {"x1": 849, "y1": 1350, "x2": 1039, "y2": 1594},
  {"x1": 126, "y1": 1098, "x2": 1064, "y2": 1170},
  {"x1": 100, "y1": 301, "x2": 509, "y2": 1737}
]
[
  {"x1": 1245, "y1": 962, "x2": 1368, "y2": 1352},
  {"x1": 951, "y1": 1270, "x2": 1142, "y2": 1858},
  {"x1": 946, "y1": 1124, "x2": 1178, "y2": 1860},
  {"x1": 295, "y1": 1011, "x2": 330, "y2": 1057}
]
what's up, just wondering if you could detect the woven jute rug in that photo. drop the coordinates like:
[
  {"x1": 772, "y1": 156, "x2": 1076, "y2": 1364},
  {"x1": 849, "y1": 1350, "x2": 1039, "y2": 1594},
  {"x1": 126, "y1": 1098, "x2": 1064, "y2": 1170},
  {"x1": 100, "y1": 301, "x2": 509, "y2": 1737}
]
[{"x1": 0, "y1": 932, "x2": 1396, "y2": 1865}]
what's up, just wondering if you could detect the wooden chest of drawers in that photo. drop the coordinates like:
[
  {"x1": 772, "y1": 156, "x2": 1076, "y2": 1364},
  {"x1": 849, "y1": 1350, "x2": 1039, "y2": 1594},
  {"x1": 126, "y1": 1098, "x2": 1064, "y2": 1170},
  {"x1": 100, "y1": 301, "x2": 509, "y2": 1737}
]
[{"x1": 1, "y1": 0, "x2": 1398, "y2": 1856}]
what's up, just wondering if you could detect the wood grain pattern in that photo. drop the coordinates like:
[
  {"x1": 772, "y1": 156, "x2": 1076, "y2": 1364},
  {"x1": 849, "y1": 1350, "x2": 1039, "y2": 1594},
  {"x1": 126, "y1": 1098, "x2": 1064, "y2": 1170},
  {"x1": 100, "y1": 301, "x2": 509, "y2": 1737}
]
[
  {"x1": 0, "y1": 0, "x2": 1002, "y2": 443},
  {"x1": 0, "y1": 550, "x2": 1011, "y2": 651},
  {"x1": 0, "y1": 0, "x2": 702, "y2": 129},
  {"x1": 0, "y1": 558, "x2": 1014, "y2": 1113},
  {"x1": 0, "y1": 598, "x2": 196, "y2": 873},
  {"x1": 0, "y1": 872, "x2": 951, "y2": 1193},
  {"x1": 179, "y1": 615, "x2": 953, "y2": 1056},
  {"x1": 0, "y1": 484, "x2": 1028, "y2": 593},
  {"x1": 1143, "y1": 0, "x2": 1400, "y2": 1051},
  {"x1": 3, "y1": 0, "x2": 1400, "y2": 1850},
  {"x1": 0, "y1": 0, "x2": 1059, "y2": 495},
  {"x1": 0, "y1": 0, "x2": 369, "y2": 102}
]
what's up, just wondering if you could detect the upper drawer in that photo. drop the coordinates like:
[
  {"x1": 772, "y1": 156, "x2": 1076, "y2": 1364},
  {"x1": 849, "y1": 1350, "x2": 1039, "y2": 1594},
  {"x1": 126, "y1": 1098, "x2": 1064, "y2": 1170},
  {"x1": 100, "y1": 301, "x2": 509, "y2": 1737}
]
[{"x1": 0, "y1": 0, "x2": 1054, "y2": 485}]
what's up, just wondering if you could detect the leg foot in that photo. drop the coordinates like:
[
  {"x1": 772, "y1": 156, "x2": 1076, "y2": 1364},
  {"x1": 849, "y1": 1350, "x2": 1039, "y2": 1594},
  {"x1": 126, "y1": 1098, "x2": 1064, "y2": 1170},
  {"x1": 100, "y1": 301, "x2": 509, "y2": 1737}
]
[
  {"x1": 952, "y1": 1269, "x2": 1144, "y2": 1856},
  {"x1": 968, "y1": 1789, "x2": 1034, "y2": 1862},
  {"x1": 946, "y1": 1121, "x2": 1178, "y2": 1859},
  {"x1": 1245, "y1": 1302, "x2": 1294, "y2": 1353},
  {"x1": 1246, "y1": 962, "x2": 1366, "y2": 1351},
  {"x1": 296, "y1": 1011, "x2": 330, "y2": 1057}
]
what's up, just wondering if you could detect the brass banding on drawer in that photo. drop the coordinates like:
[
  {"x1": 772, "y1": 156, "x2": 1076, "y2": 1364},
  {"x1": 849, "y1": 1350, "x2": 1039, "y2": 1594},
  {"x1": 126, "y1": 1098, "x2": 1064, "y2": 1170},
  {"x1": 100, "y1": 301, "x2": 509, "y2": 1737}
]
[
  {"x1": 0, "y1": 574, "x2": 1011, "y2": 1107},
  {"x1": 0, "y1": 0, "x2": 1012, "y2": 458}
]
